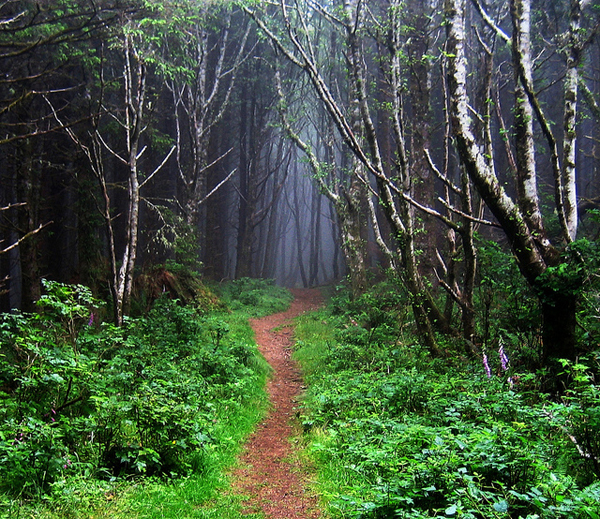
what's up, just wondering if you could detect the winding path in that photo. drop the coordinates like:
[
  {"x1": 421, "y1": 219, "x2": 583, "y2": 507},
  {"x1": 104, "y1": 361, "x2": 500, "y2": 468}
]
[{"x1": 232, "y1": 288, "x2": 323, "y2": 519}]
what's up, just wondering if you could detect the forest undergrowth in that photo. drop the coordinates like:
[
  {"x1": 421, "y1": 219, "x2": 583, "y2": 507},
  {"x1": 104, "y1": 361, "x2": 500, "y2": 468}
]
[
  {"x1": 0, "y1": 274, "x2": 292, "y2": 518},
  {"x1": 294, "y1": 246, "x2": 600, "y2": 519},
  {"x1": 2, "y1": 240, "x2": 600, "y2": 519}
]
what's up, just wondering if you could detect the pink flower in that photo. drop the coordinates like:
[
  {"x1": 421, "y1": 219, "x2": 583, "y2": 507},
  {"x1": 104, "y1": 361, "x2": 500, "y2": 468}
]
[
  {"x1": 483, "y1": 353, "x2": 492, "y2": 378},
  {"x1": 499, "y1": 343, "x2": 509, "y2": 372}
]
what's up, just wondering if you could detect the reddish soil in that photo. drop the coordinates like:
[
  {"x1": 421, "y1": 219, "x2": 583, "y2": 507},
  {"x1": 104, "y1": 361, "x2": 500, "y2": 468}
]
[{"x1": 232, "y1": 288, "x2": 323, "y2": 519}]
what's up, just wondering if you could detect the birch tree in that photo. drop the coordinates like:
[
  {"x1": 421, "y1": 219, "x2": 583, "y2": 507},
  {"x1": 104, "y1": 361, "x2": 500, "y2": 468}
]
[
  {"x1": 51, "y1": 15, "x2": 175, "y2": 325},
  {"x1": 247, "y1": 0, "x2": 450, "y2": 353},
  {"x1": 162, "y1": 3, "x2": 250, "y2": 251},
  {"x1": 446, "y1": 0, "x2": 598, "y2": 366}
]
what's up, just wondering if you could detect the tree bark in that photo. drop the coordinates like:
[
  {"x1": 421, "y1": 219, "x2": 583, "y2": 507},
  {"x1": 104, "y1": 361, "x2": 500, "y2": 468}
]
[{"x1": 446, "y1": 0, "x2": 583, "y2": 363}]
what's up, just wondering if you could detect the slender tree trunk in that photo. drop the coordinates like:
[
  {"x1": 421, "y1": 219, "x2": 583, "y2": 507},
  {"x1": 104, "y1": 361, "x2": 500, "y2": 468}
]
[
  {"x1": 407, "y1": 0, "x2": 436, "y2": 276},
  {"x1": 17, "y1": 142, "x2": 42, "y2": 312},
  {"x1": 336, "y1": 162, "x2": 368, "y2": 296},
  {"x1": 446, "y1": 0, "x2": 581, "y2": 363},
  {"x1": 291, "y1": 178, "x2": 309, "y2": 288},
  {"x1": 261, "y1": 189, "x2": 279, "y2": 279},
  {"x1": 562, "y1": 0, "x2": 587, "y2": 241},
  {"x1": 235, "y1": 74, "x2": 256, "y2": 279},
  {"x1": 329, "y1": 201, "x2": 341, "y2": 281},
  {"x1": 99, "y1": 162, "x2": 121, "y2": 325},
  {"x1": 114, "y1": 35, "x2": 146, "y2": 323},
  {"x1": 309, "y1": 183, "x2": 322, "y2": 286},
  {"x1": 203, "y1": 132, "x2": 228, "y2": 280},
  {"x1": 459, "y1": 171, "x2": 477, "y2": 343},
  {"x1": 511, "y1": 0, "x2": 545, "y2": 234},
  {"x1": 236, "y1": 80, "x2": 251, "y2": 279},
  {"x1": 119, "y1": 160, "x2": 140, "y2": 317}
]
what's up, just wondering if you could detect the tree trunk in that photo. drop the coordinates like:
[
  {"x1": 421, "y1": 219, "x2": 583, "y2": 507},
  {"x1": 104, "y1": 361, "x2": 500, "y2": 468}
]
[
  {"x1": 203, "y1": 132, "x2": 229, "y2": 280},
  {"x1": 445, "y1": 0, "x2": 580, "y2": 363},
  {"x1": 309, "y1": 182, "x2": 322, "y2": 286},
  {"x1": 407, "y1": 0, "x2": 436, "y2": 276},
  {"x1": 235, "y1": 74, "x2": 253, "y2": 279},
  {"x1": 17, "y1": 140, "x2": 42, "y2": 312},
  {"x1": 290, "y1": 167, "x2": 309, "y2": 288},
  {"x1": 541, "y1": 291, "x2": 578, "y2": 365},
  {"x1": 339, "y1": 209, "x2": 367, "y2": 297}
]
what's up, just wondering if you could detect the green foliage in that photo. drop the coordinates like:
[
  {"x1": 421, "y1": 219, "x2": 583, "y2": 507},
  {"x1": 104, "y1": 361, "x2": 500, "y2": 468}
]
[
  {"x1": 554, "y1": 355, "x2": 600, "y2": 482},
  {"x1": 569, "y1": 238, "x2": 600, "y2": 350},
  {"x1": 294, "y1": 283, "x2": 600, "y2": 519},
  {"x1": 477, "y1": 239, "x2": 540, "y2": 335},
  {"x1": 475, "y1": 234, "x2": 600, "y2": 374},
  {"x1": 217, "y1": 278, "x2": 293, "y2": 317},
  {"x1": 133, "y1": 263, "x2": 225, "y2": 315},
  {"x1": 0, "y1": 278, "x2": 273, "y2": 515},
  {"x1": 147, "y1": 208, "x2": 203, "y2": 272},
  {"x1": 476, "y1": 240, "x2": 546, "y2": 370},
  {"x1": 536, "y1": 239, "x2": 599, "y2": 301}
]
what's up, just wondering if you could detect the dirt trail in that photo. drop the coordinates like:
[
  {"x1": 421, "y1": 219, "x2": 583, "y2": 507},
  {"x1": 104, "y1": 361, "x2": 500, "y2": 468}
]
[{"x1": 232, "y1": 288, "x2": 323, "y2": 519}]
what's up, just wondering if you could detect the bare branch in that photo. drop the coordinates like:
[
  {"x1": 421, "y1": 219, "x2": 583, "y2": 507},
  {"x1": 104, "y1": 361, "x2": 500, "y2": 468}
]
[
  {"x1": 0, "y1": 221, "x2": 51, "y2": 255},
  {"x1": 435, "y1": 196, "x2": 500, "y2": 228},
  {"x1": 139, "y1": 145, "x2": 176, "y2": 189},
  {"x1": 198, "y1": 168, "x2": 237, "y2": 206},
  {"x1": 424, "y1": 149, "x2": 461, "y2": 196},
  {"x1": 470, "y1": 0, "x2": 510, "y2": 43},
  {"x1": 0, "y1": 202, "x2": 25, "y2": 212}
]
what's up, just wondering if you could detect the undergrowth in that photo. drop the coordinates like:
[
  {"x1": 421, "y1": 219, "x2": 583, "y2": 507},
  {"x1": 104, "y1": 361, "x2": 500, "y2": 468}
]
[
  {"x1": 294, "y1": 282, "x2": 600, "y2": 519},
  {"x1": 216, "y1": 277, "x2": 294, "y2": 317},
  {"x1": 0, "y1": 274, "x2": 288, "y2": 518}
]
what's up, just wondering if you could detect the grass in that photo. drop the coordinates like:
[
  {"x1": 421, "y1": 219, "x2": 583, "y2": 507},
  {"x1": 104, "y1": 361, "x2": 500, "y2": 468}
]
[
  {"x1": 0, "y1": 279, "x2": 291, "y2": 519},
  {"x1": 102, "y1": 392, "x2": 269, "y2": 519},
  {"x1": 2, "y1": 338, "x2": 269, "y2": 519},
  {"x1": 290, "y1": 309, "x2": 338, "y2": 516},
  {"x1": 291, "y1": 285, "x2": 600, "y2": 519},
  {"x1": 292, "y1": 309, "x2": 335, "y2": 381}
]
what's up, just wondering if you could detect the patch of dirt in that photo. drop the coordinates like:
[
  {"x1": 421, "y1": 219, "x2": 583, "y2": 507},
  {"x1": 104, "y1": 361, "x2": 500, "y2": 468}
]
[{"x1": 232, "y1": 288, "x2": 324, "y2": 519}]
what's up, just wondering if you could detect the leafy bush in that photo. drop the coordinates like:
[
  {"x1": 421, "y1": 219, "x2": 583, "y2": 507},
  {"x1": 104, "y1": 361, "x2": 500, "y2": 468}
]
[
  {"x1": 294, "y1": 283, "x2": 600, "y2": 519},
  {"x1": 217, "y1": 277, "x2": 293, "y2": 317},
  {"x1": 476, "y1": 240, "x2": 541, "y2": 350},
  {"x1": 0, "y1": 279, "x2": 272, "y2": 502}
]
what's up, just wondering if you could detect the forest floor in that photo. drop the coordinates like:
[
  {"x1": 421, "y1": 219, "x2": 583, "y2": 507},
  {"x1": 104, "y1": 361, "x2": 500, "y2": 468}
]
[{"x1": 230, "y1": 288, "x2": 324, "y2": 519}]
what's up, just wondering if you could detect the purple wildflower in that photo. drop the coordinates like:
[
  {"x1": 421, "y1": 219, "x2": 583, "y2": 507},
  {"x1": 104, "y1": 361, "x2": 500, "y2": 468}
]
[
  {"x1": 499, "y1": 343, "x2": 509, "y2": 372},
  {"x1": 483, "y1": 353, "x2": 492, "y2": 378},
  {"x1": 88, "y1": 312, "x2": 94, "y2": 326}
]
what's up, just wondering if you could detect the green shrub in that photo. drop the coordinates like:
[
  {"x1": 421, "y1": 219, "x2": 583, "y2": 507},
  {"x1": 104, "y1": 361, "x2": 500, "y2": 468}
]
[
  {"x1": 217, "y1": 277, "x2": 293, "y2": 317},
  {"x1": 0, "y1": 279, "x2": 272, "y2": 503},
  {"x1": 294, "y1": 283, "x2": 600, "y2": 519}
]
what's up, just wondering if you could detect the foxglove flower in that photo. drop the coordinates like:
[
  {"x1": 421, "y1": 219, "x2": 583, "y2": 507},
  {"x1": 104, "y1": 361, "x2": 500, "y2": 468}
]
[
  {"x1": 483, "y1": 353, "x2": 492, "y2": 378},
  {"x1": 499, "y1": 343, "x2": 509, "y2": 372}
]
